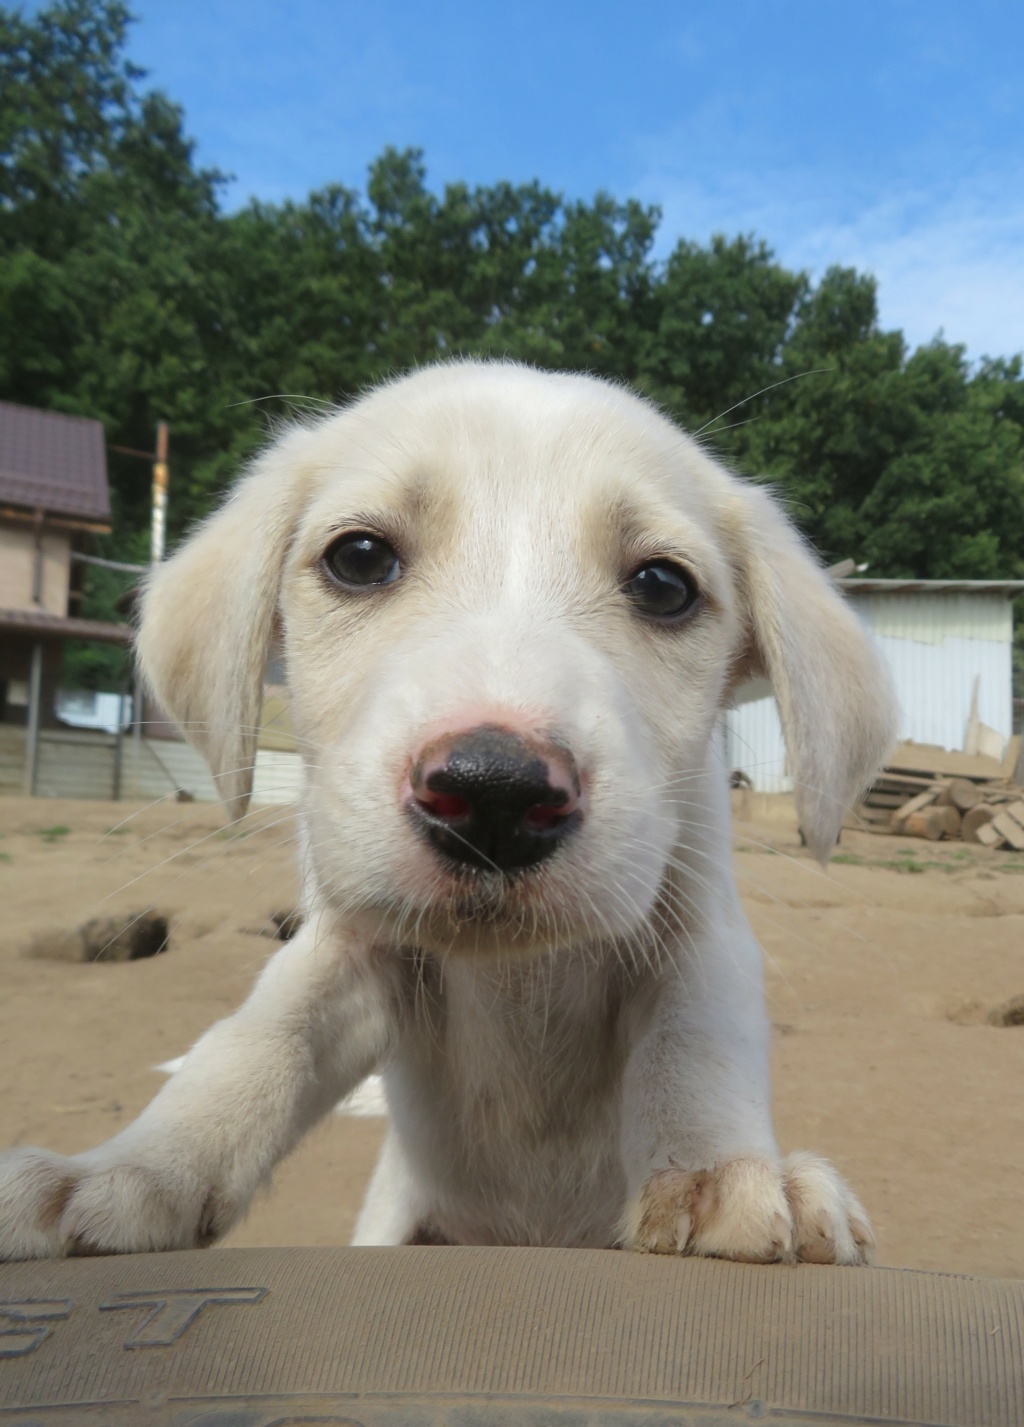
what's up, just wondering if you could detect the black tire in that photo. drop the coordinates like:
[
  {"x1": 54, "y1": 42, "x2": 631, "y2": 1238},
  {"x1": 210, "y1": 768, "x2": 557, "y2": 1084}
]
[{"x1": 1, "y1": 1246, "x2": 1021, "y2": 1424}]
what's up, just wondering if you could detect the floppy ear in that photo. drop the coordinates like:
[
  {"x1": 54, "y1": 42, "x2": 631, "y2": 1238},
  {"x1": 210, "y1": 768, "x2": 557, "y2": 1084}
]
[
  {"x1": 135, "y1": 427, "x2": 315, "y2": 820},
  {"x1": 727, "y1": 483, "x2": 898, "y2": 859}
]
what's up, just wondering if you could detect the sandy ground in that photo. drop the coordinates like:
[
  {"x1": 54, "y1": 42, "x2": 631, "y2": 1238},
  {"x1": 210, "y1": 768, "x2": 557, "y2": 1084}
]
[{"x1": 0, "y1": 791, "x2": 1021, "y2": 1277}]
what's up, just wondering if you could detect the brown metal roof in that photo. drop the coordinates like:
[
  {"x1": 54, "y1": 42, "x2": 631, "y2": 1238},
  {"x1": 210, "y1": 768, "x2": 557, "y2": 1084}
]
[
  {"x1": 0, "y1": 401, "x2": 110, "y2": 521},
  {"x1": 0, "y1": 607, "x2": 131, "y2": 645}
]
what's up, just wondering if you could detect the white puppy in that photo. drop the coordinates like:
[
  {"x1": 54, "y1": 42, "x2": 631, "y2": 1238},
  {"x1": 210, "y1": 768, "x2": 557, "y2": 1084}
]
[{"x1": 0, "y1": 362, "x2": 895, "y2": 1262}]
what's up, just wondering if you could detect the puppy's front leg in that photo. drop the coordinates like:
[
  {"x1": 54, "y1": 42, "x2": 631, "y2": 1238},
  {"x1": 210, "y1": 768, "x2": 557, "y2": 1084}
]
[
  {"x1": 0, "y1": 915, "x2": 396, "y2": 1261},
  {"x1": 619, "y1": 919, "x2": 872, "y2": 1265}
]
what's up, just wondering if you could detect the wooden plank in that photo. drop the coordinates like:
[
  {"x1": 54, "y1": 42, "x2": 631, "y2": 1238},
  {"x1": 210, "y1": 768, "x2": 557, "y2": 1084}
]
[
  {"x1": 884, "y1": 741, "x2": 1006, "y2": 782},
  {"x1": 1001, "y1": 734, "x2": 1021, "y2": 781},
  {"x1": 991, "y1": 812, "x2": 1024, "y2": 851},
  {"x1": 962, "y1": 805, "x2": 996, "y2": 843},
  {"x1": 976, "y1": 822, "x2": 1007, "y2": 848},
  {"x1": 872, "y1": 772, "x2": 942, "y2": 790},
  {"x1": 864, "y1": 791, "x2": 913, "y2": 808},
  {"x1": 891, "y1": 790, "x2": 940, "y2": 824}
]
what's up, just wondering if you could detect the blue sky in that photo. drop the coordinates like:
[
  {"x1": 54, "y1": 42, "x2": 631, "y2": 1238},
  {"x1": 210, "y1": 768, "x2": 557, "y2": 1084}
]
[{"x1": 126, "y1": 0, "x2": 1024, "y2": 360}]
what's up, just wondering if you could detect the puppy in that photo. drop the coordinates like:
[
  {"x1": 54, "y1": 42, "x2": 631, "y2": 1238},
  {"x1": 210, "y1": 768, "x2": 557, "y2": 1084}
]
[{"x1": 0, "y1": 362, "x2": 896, "y2": 1262}]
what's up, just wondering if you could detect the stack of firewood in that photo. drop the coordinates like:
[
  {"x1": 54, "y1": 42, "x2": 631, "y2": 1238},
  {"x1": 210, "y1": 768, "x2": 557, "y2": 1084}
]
[
  {"x1": 852, "y1": 737, "x2": 1023, "y2": 847},
  {"x1": 889, "y1": 781, "x2": 1024, "y2": 847}
]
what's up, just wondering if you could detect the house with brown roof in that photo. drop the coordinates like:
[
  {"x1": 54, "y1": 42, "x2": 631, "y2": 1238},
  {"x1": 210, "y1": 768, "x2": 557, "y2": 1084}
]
[
  {"x1": 0, "y1": 402, "x2": 131, "y2": 789},
  {"x1": 0, "y1": 402, "x2": 111, "y2": 613}
]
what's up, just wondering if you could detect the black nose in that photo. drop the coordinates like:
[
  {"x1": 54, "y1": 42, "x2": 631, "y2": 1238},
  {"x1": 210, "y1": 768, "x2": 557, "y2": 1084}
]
[{"x1": 408, "y1": 726, "x2": 582, "y2": 873}]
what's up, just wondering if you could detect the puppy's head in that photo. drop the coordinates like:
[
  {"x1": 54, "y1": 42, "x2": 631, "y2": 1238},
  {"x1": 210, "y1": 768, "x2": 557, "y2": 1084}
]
[{"x1": 138, "y1": 363, "x2": 895, "y2": 955}]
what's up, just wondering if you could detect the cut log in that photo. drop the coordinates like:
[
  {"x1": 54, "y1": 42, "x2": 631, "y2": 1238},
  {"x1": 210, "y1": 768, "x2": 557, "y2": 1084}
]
[
  {"x1": 962, "y1": 804, "x2": 996, "y2": 843},
  {"x1": 845, "y1": 811, "x2": 895, "y2": 834},
  {"x1": 900, "y1": 806, "x2": 961, "y2": 841},
  {"x1": 976, "y1": 822, "x2": 1007, "y2": 848},
  {"x1": 852, "y1": 803, "x2": 894, "y2": 825},
  {"x1": 936, "y1": 778, "x2": 982, "y2": 812}
]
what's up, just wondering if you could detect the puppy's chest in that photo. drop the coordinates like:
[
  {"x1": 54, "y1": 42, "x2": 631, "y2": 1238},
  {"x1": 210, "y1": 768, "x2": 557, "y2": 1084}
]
[{"x1": 402, "y1": 954, "x2": 631, "y2": 1141}]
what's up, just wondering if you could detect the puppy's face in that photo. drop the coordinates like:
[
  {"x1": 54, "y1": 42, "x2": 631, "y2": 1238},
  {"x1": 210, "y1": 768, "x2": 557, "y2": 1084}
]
[
  {"x1": 278, "y1": 367, "x2": 741, "y2": 955},
  {"x1": 139, "y1": 363, "x2": 896, "y2": 957}
]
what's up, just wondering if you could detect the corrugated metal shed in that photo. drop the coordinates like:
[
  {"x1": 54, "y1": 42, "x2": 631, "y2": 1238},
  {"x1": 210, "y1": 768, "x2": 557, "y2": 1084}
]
[
  {"x1": 725, "y1": 582, "x2": 1022, "y2": 793},
  {"x1": 838, "y1": 579, "x2": 1024, "y2": 595}
]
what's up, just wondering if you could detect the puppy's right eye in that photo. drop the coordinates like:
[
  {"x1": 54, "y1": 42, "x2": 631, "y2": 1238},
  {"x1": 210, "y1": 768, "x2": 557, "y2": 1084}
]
[
  {"x1": 623, "y1": 560, "x2": 700, "y2": 620},
  {"x1": 323, "y1": 533, "x2": 401, "y2": 589}
]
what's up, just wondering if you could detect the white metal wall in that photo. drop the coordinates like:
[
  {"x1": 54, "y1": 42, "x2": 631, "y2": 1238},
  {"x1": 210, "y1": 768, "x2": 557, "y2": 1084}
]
[
  {"x1": 724, "y1": 592, "x2": 1014, "y2": 793},
  {"x1": 122, "y1": 739, "x2": 303, "y2": 806},
  {"x1": 854, "y1": 593, "x2": 1012, "y2": 750},
  {"x1": 723, "y1": 693, "x2": 789, "y2": 793},
  {"x1": 251, "y1": 748, "x2": 305, "y2": 806}
]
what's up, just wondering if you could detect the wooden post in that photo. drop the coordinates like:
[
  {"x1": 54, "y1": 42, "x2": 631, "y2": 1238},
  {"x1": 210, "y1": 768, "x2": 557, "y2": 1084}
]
[
  {"x1": 31, "y1": 508, "x2": 45, "y2": 605},
  {"x1": 130, "y1": 677, "x2": 143, "y2": 797},
  {"x1": 113, "y1": 672, "x2": 129, "y2": 801},
  {"x1": 131, "y1": 420, "x2": 169, "y2": 796},
  {"x1": 23, "y1": 640, "x2": 44, "y2": 796}
]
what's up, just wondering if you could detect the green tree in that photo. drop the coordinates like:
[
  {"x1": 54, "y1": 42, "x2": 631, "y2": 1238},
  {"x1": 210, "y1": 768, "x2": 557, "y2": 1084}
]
[
  {"x1": 733, "y1": 270, "x2": 1024, "y2": 579},
  {"x1": 638, "y1": 233, "x2": 806, "y2": 431},
  {"x1": 0, "y1": 0, "x2": 140, "y2": 257}
]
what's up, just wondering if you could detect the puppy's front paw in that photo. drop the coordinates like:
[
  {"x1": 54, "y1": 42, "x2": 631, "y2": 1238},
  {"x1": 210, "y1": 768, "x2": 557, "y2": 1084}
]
[
  {"x1": 0, "y1": 1147, "x2": 236, "y2": 1262},
  {"x1": 622, "y1": 1152, "x2": 873, "y2": 1265}
]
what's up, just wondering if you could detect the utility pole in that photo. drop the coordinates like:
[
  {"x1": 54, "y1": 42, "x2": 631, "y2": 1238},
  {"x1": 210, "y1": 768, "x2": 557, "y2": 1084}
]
[
  {"x1": 23, "y1": 640, "x2": 44, "y2": 796},
  {"x1": 150, "y1": 421, "x2": 170, "y2": 566},
  {"x1": 129, "y1": 421, "x2": 170, "y2": 789}
]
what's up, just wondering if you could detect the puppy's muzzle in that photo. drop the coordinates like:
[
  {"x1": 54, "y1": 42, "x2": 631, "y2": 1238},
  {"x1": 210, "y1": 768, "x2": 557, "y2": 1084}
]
[{"x1": 407, "y1": 725, "x2": 583, "y2": 873}]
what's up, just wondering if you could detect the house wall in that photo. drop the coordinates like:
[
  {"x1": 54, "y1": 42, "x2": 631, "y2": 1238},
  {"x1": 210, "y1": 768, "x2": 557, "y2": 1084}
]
[
  {"x1": 724, "y1": 592, "x2": 1015, "y2": 793},
  {"x1": 0, "y1": 724, "x2": 303, "y2": 804},
  {"x1": 0, "y1": 520, "x2": 72, "y2": 616},
  {"x1": 0, "y1": 634, "x2": 64, "y2": 728}
]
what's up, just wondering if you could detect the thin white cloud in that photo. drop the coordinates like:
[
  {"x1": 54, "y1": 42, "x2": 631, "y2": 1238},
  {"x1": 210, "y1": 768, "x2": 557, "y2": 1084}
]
[
  {"x1": 792, "y1": 188, "x2": 1024, "y2": 361},
  {"x1": 635, "y1": 161, "x2": 1024, "y2": 361}
]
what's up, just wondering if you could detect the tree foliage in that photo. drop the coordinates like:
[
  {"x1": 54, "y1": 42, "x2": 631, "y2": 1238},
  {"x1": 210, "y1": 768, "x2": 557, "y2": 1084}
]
[{"x1": 2, "y1": 2, "x2": 1023, "y2": 688}]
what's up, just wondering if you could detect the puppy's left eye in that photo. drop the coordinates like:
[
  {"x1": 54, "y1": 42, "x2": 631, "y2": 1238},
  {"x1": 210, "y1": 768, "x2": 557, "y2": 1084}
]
[
  {"x1": 623, "y1": 561, "x2": 700, "y2": 620},
  {"x1": 323, "y1": 533, "x2": 401, "y2": 588}
]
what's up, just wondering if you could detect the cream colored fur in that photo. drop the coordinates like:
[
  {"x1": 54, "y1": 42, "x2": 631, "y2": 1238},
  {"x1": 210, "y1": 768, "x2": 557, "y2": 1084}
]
[{"x1": 0, "y1": 362, "x2": 895, "y2": 1262}]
